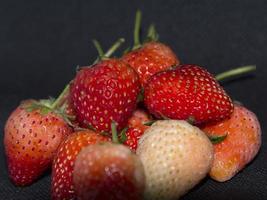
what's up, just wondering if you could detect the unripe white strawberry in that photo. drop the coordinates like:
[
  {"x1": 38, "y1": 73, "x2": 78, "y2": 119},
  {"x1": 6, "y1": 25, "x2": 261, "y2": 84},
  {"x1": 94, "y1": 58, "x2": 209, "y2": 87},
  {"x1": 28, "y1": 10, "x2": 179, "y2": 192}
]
[{"x1": 136, "y1": 120, "x2": 213, "y2": 200}]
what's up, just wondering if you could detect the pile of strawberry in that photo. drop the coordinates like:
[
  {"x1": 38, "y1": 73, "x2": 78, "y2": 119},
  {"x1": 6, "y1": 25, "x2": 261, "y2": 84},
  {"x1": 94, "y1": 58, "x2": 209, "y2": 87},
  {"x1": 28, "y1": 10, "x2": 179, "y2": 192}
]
[{"x1": 4, "y1": 11, "x2": 261, "y2": 200}]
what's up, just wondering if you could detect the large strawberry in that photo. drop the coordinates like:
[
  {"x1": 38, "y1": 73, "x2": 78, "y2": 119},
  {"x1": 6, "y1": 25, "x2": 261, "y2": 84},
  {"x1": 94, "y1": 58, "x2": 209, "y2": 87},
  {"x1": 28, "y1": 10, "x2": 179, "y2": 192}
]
[
  {"x1": 4, "y1": 99, "x2": 73, "y2": 186},
  {"x1": 51, "y1": 130, "x2": 109, "y2": 200},
  {"x1": 123, "y1": 109, "x2": 151, "y2": 151},
  {"x1": 73, "y1": 143, "x2": 145, "y2": 200},
  {"x1": 122, "y1": 10, "x2": 179, "y2": 86},
  {"x1": 70, "y1": 58, "x2": 141, "y2": 133},
  {"x1": 202, "y1": 104, "x2": 261, "y2": 182},
  {"x1": 144, "y1": 64, "x2": 234, "y2": 124}
]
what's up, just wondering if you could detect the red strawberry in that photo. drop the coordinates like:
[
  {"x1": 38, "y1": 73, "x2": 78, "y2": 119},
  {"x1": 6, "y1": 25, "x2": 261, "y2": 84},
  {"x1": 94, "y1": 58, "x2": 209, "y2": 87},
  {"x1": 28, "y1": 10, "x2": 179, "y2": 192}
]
[
  {"x1": 122, "y1": 42, "x2": 179, "y2": 86},
  {"x1": 4, "y1": 100, "x2": 73, "y2": 186},
  {"x1": 51, "y1": 130, "x2": 109, "y2": 200},
  {"x1": 123, "y1": 109, "x2": 151, "y2": 151},
  {"x1": 202, "y1": 104, "x2": 261, "y2": 182},
  {"x1": 70, "y1": 59, "x2": 141, "y2": 133},
  {"x1": 144, "y1": 64, "x2": 234, "y2": 124},
  {"x1": 122, "y1": 11, "x2": 179, "y2": 86},
  {"x1": 73, "y1": 143, "x2": 145, "y2": 200}
]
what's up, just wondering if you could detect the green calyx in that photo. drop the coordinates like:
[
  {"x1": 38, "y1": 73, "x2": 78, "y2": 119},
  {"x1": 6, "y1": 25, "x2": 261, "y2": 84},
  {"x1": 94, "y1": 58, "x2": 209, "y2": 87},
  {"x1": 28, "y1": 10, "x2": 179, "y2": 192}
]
[
  {"x1": 215, "y1": 65, "x2": 256, "y2": 82},
  {"x1": 111, "y1": 121, "x2": 128, "y2": 144},
  {"x1": 208, "y1": 134, "x2": 228, "y2": 144},
  {"x1": 145, "y1": 24, "x2": 159, "y2": 43},
  {"x1": 137, "y1": 87, "x2": 145, "y2": 103},
  {"x1": 23, "y1": 84, "x2": 75, "y2": 127},
  {"x1": 143, "y1": 120, "x2": 157, "y2": 126}
]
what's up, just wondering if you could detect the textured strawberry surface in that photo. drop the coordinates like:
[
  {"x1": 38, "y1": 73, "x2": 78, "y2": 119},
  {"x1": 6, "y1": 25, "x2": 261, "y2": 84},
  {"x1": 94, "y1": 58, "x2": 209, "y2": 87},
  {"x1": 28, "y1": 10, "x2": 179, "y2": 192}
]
[
  {"x1": 73, "y1": 143, "x2": 145, "y2": 200},
  {"x1": 51, "y1": 131, "x2": 109, "y2": 200},
  {"x1": 122, "y1": 42, "x2": 179, "y2": 86},
  {"x1": 144, "y1": 64, "x2": 234, "y2": 124},
  {"x1": 71, "y1": 59, "x2": 141, "y2": 133},
  {"x1": 124, "y1": 109, "x2": 150, "y2": 151},
  {"x1": 202, "y1": 104, "x2": 261, "y2": 182},
  {"x1": 4, "y1": 101, "x2": 73, "y2": 186}
]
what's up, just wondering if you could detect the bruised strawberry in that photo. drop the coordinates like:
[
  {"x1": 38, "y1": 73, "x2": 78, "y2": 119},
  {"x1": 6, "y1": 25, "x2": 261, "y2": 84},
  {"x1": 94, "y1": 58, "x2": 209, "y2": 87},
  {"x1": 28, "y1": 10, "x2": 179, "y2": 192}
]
[
  {"x1": 202, "y1": 104, "x2": 261, "y2": 182},
  {"x1": 122, "y1": 42, "x2": 179, "y2": 86},
  {"x1": 124, "y1": 109, "x2": 151, "y2": 151},
  {"x1": 73, "y1": 143, "x2": 145, "y2": 200},
  {"x1": 144, "y1": 64, "x2": 234, "y2": 124},
  {"x1": 70, "y1": 59, "x2": 141, "y2": 133},
  {"x1": 51, "y1": 130, "x2": 109, "y2": 200},
  {"x1": 4, "y1": 100, "x2": 73, "y2": 186}
]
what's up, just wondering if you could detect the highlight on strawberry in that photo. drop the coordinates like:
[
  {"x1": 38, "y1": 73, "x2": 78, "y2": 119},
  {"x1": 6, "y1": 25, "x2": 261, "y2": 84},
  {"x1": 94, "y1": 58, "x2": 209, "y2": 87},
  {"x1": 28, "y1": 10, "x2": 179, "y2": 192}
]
[{"x1": 3, "y1": 9, "x2": 261, "y2": 200}]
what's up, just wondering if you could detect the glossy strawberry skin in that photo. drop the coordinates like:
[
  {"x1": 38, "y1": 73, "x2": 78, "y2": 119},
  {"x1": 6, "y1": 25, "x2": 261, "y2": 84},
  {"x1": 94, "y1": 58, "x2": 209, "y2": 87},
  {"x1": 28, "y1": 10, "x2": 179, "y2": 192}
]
[
  {"x1": 144, "y1": 64, "x2": 234, "y2": 124},
  {"x1": 122, "y1": 42, "x2": 179, "y2": 86},
  {"x1": 51, "y1": 130, "x2": 109, "y2": 200},
  {"x1": 202, "y1": 104, "x2": 261, "y2": 182},
  {"x1": 73, "y1": 143, "x2": 145, "y2": 200},
  {"x1": 124, "y1": 109, "x2": 151, "y2": 151},
  {"x1": 70, "y1": 59, "x2": 141, "y2": 133},
  {"x1": 4, "y1": 100, "x2": 73, "y2": 186}
]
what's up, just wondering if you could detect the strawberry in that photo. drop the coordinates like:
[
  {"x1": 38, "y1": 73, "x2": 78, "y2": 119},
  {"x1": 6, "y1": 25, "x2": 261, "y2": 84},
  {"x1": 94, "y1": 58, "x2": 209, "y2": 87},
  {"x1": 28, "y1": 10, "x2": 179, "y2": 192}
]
[
  {"x1": 136, "y1": 120, "x2": 213, "y2": 199},
  {"x1": 202, "y1": 104, "x2": 261, "y2": 182},
  {"x1": 122, "y1": 42, "x2": 179, "y2": 86},
  {"x1": 123, "y1": 109, "x2": 151, "y2": 151},
  {"x1": 144, "y1": 64, "x2": 234, "y2": 124},
  {"x1": 51, "y1": 130, "x2": 109, "y2": 200},
  {"x1": 70, "y1": 58, "x2": 141, "y2": 133},
  {"x1": 73, "y1": 143, "x2": 145, "y2": 200},
  {"x1": 4, "y1": 100, "x2": 73, "y2": 186},
  {"x1": 122, "y1": 11, "x2": 179, "y2": 86}
]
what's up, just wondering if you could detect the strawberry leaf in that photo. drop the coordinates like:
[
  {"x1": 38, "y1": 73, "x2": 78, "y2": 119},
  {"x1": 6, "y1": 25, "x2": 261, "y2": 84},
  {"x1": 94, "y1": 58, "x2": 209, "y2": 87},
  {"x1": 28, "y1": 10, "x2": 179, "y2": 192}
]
[
  {"x1": 143, "y1": 120, "x2": 157, "y2": 126},
  {"x1": 208, "y1": 134, "x2": 228, "y2": 144}
]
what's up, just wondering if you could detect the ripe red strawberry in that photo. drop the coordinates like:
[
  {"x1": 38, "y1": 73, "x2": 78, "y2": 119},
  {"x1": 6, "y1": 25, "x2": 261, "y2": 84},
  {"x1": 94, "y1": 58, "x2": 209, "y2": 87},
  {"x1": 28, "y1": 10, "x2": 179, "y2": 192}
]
[
  {"x1": 73, "y1": 143, "x2": 145, "y2": 200},
  {"x1": 122, "y1": 11, "x2": 179, "y2": 86},
  {"x1": 70, "y1": 59, "x2": 141, "y2": 133},
  {"x1": 144, "y1": 64, "x2": 234, "y2": 124},
  {"x1": 202, "y1": 104, "x2": 261, "y2": 182},
  {"x1": 51, "y1": 130, "x2": 109, "y2": 200},
  {"x1": 122, "y1": 42, "x2": 179, "y2": 86},
  {"x1": 4, "y1": 100, "x2": 73, "y2": 186},
  {"x1": 123, "y1": 109, "x2": 151, "y2": 151}
]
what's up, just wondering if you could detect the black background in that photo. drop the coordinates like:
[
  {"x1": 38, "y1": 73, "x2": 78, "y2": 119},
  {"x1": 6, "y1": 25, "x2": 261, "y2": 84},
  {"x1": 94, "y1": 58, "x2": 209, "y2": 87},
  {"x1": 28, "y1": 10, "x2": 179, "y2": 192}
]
[{"x1": 0, "y1": 0, "x2": 266, "y2": 199}]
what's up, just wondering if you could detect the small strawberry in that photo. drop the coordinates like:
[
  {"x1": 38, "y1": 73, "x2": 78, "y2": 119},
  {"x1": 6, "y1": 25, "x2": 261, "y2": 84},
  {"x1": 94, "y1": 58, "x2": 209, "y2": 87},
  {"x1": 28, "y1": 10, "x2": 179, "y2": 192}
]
[
  {"x1": 4, "y1": 99, "x2": 73, "y2": 186},
  {"x1": 70, "y1": 58, "x2": 141, "y2": 133},
  {"x1": 122, "y1": 42, "x2": 179, "y2": 86},
  {"x1": 123, "y1": 109, "x2": 151, "y2": 151},
  {"x1": 122, "y1": 10, "x2": 179, "y2": 86},
  {"x1": 73, "y1": 143, "x2": 145, "y2": 200},
  {"x1": 137, "y1": 120, "x2": 213, "y2": 199},
  {"x1": 144, "y1": 64, "x2": 234, "y2": 124},
  {"x1": 51, "y1": 130, "x2": 109, "y2": 200},
  {"x1": 202, "y1": 104, "x2": 261, "y2": 182}
]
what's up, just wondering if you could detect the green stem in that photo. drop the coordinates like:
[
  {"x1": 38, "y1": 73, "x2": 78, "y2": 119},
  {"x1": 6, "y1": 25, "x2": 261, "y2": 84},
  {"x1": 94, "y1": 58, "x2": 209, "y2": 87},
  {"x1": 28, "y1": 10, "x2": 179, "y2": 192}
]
[
  {"x1": 50, "y1": 84, "x2": 70, "y2": 110},
  {"x1": 104, "y1": 38, "x2": 125, "y2": 58},
  {"x1": 92, "y1": 39, "x2": 104, "y2": 58},
  {"x1": 146, "y1": 24, "x2": 159, "y2": 42},
  {"x1": 133, "y1": 9, "x2": 142, "y2": 50},
  {"x1": 111, "y1": 121, "x2": 119, "y2": 144},
  {"x1": 215, "y1": 65, "x2": 256, "y2": 82},
  {"x1": 93, "y1": 38, "x2": 125, "y2": 64}
]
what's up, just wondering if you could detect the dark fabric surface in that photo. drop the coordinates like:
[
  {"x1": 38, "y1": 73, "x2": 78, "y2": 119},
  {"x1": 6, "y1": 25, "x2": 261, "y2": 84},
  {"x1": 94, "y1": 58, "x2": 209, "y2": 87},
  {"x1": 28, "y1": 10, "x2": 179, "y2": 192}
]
[{"x1": 0, "y1": 0, "x2": 266, "y2": 199}]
